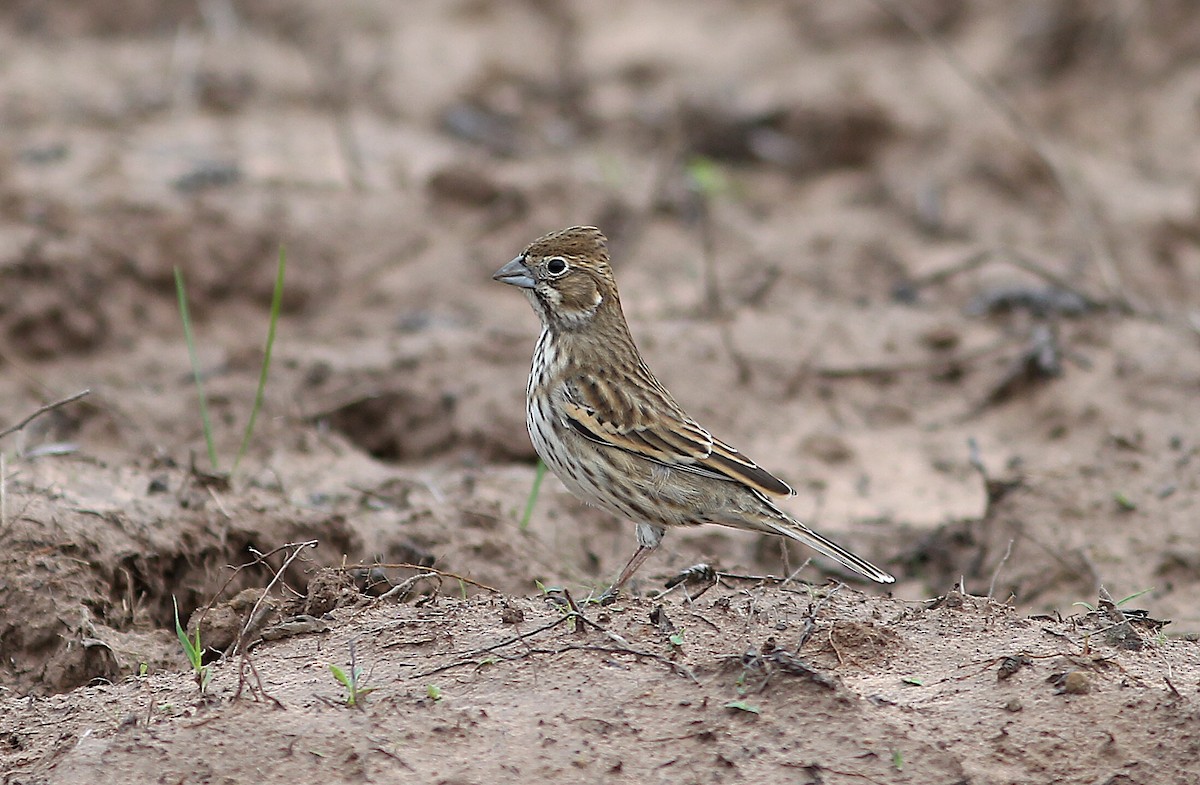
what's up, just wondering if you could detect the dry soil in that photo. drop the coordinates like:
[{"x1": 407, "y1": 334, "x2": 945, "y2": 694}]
[{"x1": 2, "y1": 2, "x2": 1199, "y2": 784}]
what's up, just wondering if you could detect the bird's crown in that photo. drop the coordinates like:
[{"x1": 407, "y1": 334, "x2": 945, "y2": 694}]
[{"x1": 522, "y1": 226, "x2": 610, "y2": 270}]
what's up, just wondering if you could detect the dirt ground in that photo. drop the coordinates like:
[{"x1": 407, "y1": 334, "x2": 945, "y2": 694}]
[{"x1": 2, "y1": 1, "x2": 1199, "y2": 783}]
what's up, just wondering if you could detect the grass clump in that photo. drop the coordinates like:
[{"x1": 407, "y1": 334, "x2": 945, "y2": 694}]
[{"x1": 174, "y1": 245, "x2": 287, "y2": 475}]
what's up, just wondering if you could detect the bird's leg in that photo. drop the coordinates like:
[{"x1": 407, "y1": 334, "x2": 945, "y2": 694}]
[
  {"x1": 597, "y1": 523, "x2": 664, "y2": 605},
  {"x1": 596, "y1": 547, "x2": 652, "y2": 605}
]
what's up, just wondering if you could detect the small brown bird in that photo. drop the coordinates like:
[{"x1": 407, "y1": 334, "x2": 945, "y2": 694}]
[{"x1": 494, "y1": 226, "x2": 894, "y2": 596}]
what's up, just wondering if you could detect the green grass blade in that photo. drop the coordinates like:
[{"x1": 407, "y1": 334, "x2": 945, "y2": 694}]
[
  {"x1": 329, "y1": 664, "x2": 350, "y2": 688},
  {"x1": 520, "y1": 459, "x2": 547, "y2": 531},
  {"x1": 172, "y1": 595, "x2": 199, "y2": 666},
  {"x1": 1117, "y1": 587, "x2": 1154, "y2": 606},
  {"x1": 172, "y1": 595, "x2": 188, "y2": 651},
  {"x1": 174, "y1": 267, "x2": 219, "y2": 472},
  {"x1": 234, "y1": 246, "x2": 287, "y2": 472}
]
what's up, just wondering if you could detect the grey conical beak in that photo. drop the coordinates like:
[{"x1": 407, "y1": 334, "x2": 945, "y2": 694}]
[{"x1": 492, "y1": 256, "x2": 536, "y2": 289}]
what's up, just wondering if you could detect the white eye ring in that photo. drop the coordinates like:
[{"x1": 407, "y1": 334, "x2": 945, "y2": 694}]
[{"x1": 546, "y1": 257, "x2": 568, "y2": 276}]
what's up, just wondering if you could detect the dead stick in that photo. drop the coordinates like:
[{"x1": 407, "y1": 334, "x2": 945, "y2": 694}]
[
  {"x1": 337, "y1": 562, "x2": 501, "y2": 594},
  {"x1": 231, "y1": 540, "x2": 319, "y2": 656},
  {"x1": 192, "y1": 539, "x2": 319, "y2": 652},
  {"x1": 0, "y1": 389, "x2": 91, "y2": 441},
  {"x1": 987, "y1": 538, "x2": 1015, "y2": 600}
]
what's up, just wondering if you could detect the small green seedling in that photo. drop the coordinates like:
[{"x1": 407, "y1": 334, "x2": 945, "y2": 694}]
[
  {"x1": 668, "y1": 632, "x2": 685, "y2": 649},
  {"x1": 329, "y1": 663, "x2": 375, "y2": 708},
  {"x1": 685, "y1": 156, "x2": 731, "y2": 198},
  {"x1": 1113, "y1": 491, "x2": 1137, "y2": 511},
  {"x1": 723, "y1": 700, "x2": 760, "y2": 715},
  {"x1": 1074, "y1": 587, "x2": 1154, "y2": 614},
  {"x1": 426, "y1": 684, "x2": 443, "y2": 702},
  {"x1": 172, "y1": 596, "x2": 211, "y2": 695},
  {"x1": 330, "y1": 639, "x2": 374, "y2": 708},
  {"x1": 901, "y1": 676, "x2": 924, "y2": 687}
]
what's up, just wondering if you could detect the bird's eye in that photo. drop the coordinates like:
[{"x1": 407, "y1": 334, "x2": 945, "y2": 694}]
[{"x1": 546, "y1": 257, "x2": 568, "y2": 276}]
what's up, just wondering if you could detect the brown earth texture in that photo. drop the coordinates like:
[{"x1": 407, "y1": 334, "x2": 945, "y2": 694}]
[{"x1": 2, "y1": 2, "x2": 1200, "y2": 783}]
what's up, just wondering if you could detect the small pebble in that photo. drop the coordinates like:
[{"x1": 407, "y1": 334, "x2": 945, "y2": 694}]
[{"x1": 1062, "y1": 671, "x2": 1091, "y2": 695}]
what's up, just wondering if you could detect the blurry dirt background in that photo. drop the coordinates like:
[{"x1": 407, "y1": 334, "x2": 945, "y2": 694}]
[{"x1": 1, "y1": 1, "x2": 1199, "y2": 783}]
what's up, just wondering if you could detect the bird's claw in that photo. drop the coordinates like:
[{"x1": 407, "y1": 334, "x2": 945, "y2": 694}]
[{"x1": 590, "y1": 587, "x2": 620, "y2": 606}]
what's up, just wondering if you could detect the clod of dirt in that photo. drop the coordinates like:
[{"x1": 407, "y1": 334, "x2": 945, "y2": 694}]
[
  {"x1": 680, "y1": 100, "x2": 894, "y2": 174},
  {"x1": 0, "y1": 457, "x2": 362, "y2": 695},
  {"x1": 300, "y1": 568, "x2": 361, "y2": 617},
  {"x1": 0, "y1": 242, "x2": 109, "y2": 359},
  {"x1": 440, "y1": 101, "x2": 523, "y2": 157},
  {"x1": 427, "y1": 164, "x2": 528, "y2": 225},
  {"x1": 1051, "y1": 670, "x2": 1093, "y2": 695},
  {"x1": 802, "y1": 431, "x2": 856, "y2": 464},
  {"x1": 0, "y1": 197, "x2": 329, "y2": 363},
  {"x1": 649, "y1": 604, "x2": 677, "y2": 636},
  {"x1": 812, "y1": 621, "x2": 902, "y2": 667},
  {"x1": 920, "y1": 324, "x2": 962, "y2": 351},
  {"x1": 318, "y1": 390, "x2": 457, "y2": 461},
  {"x1": 499, "y1": 602, "x2": 525, "y2": 624},
  {"x1": 997, "y1": 654, "x2": 1033, "y2": 681},
  {"x1": 189, "y1": 589, "x2": 274, "y2": 655}
]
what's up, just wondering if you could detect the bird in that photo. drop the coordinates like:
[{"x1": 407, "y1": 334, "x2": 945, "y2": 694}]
[{"x1": 493, "y1": 226, "x2": 895, "y2": 598}]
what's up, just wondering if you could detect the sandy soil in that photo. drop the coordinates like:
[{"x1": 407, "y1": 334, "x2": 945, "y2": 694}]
[{"x1": 2, "y1": 2, "x2": 1199, "y2": 783}]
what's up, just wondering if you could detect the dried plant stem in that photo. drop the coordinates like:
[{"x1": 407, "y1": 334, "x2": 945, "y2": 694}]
[{"x1": 0, "y1": 389, "x2": 91, "y2": 442}]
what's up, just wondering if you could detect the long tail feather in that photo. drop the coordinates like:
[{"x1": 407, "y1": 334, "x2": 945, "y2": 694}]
[{"x1": 764, "y1": 516, "x2": 895, "y2": 584}]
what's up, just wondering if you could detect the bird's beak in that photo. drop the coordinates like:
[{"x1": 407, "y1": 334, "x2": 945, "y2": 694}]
[{"x1": 492, "y1": 256, "x2": 536, "y2": 289}]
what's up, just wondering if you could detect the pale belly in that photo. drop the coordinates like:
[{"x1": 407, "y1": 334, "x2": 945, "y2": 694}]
[
  {"x1": 526, "y1": 386, "x2": 611, "y2": 509},
  {"x1": 523, "y1": 330, "x2": 707, "y2": 526}
]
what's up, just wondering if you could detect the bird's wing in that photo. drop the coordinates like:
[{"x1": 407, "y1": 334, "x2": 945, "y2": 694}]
[{"x1": 561, "y1": 374, "x2": 794, "y2": 497}]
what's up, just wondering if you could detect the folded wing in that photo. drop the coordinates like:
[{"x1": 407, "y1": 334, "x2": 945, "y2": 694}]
[{"x1": 561, "y1": 373, "x2": 793, "y2": 497}]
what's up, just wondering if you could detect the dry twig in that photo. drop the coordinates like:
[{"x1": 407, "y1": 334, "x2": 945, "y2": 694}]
[
  {"x1": 231, "y1": 540, "x2": 319, "y2": 655},
  {"x1": 233, "y1": 652, "x2": 285, "y2": 709},
  {"x1": 0, "y1": 389, "x2": 91, "y2": 442},
  {"x1": 186, "y1": 540, "x2": 318, "y2": 659},
  {"x1": 375, "y1": 572, "x2": 440, "y2": 603},
  {"x1": 338, "y1": 562, "x2": 500, "y2": 594}
]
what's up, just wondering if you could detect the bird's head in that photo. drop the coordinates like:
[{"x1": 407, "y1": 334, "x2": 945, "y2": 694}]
[{"x1": 493, "y1": 226, "x2": 621, "y2": 330}]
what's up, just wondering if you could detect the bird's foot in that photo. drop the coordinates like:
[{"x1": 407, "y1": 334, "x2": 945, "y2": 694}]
[{"x1": 589, "y1": 586, "x2": 621, "y2": 606}]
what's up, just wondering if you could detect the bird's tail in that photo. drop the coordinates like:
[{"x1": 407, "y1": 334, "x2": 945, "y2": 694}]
[{"x1": 762, "y1": 514, "x2": 895, "y2": 584}]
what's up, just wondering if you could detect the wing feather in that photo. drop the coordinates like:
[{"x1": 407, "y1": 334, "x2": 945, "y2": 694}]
[{"x1": 561, "y1": 375, "x2": 793, "y2": 497}]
